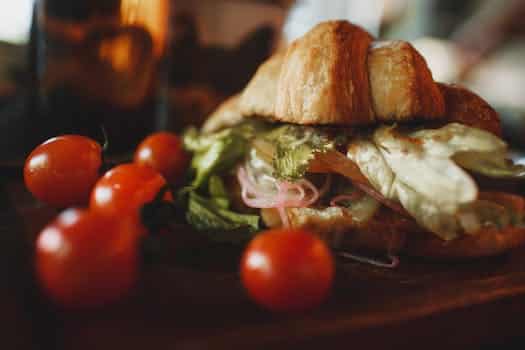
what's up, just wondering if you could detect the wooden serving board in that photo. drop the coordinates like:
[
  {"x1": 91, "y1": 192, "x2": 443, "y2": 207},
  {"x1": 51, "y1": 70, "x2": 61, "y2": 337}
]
[{"x1": 2, "y1": 177, "x2": 525, "y2": 350}]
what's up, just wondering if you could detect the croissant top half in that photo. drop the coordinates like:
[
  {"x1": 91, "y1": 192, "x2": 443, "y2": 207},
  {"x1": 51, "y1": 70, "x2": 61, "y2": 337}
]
[
  {"x1": 276, "y1": 21, "x2": 375, "y2": 125},
  {"x1": 239, "y1": 20, "x2": 446, "y2": 125}
]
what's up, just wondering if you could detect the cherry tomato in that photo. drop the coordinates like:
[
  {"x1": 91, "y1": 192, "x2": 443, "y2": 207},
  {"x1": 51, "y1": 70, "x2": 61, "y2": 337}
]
[
  {"x1": 90, "y1": 163, "x2": 171, "y2": 229},
  {"x1": 134, "y1": 132, "x2": 189, "y2": 184},
  {"x1": 241, "y1": 229, "x2": 334, "y2": 312},
  {"x1": 24, "y1": 135, "x2": 102, "y2": 207},
  {"x1": 35, "y1": 208, "x2": 140, "y2": 308}
]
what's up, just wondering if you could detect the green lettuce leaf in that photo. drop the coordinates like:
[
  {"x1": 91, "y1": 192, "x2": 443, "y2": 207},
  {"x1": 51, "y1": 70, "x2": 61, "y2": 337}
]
[
  {"x1": 411, "y1": 123, "x2": 525, "y2": 179},
  {"x1": 264, "y1": 125, "x2": 347, "y2": 181},
  {"x1": 182, "y1": 123, "x2": 268, "y2": 242},
  {"x1": 394, "y1": 180, "x2": 521, "y2": 241},
  {"x1": 186, "y1": 191, "x2": 259, "y2": 231},
  {"x1": 183, "y1": 122, "x2": 263, "y2": 188},
  {"x1": 347, "y1": 139, "x2": 395, "y2": 198},
  {"x1": 453, "y1": 152, "x2": 525, "y2": 179},
  {"x1": 185, "y1": 188, "x2": 260, "y2": 243},
  {"x1": 347, "y1": 123, "x2": 524, "y2": 240},
  {"x1": 208, "y1": 175, "x2": 229, "y2": 209},
  {"x1": 374, "y1": 125, "x2": 477, "y2": 211},
  {"x1": 411, "y1": 123, "x2": 507, "y2": 156},
  {"x1": 394, "y1": 180, "x2": 460, "y2": 240},
  {"x1": 347, "y1": 137, "x2": 460, "y2": 240}
]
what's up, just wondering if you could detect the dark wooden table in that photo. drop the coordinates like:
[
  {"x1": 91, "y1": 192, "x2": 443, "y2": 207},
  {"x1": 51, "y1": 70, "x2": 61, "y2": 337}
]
[{"x1": 2, "y1": 172, "x2": 525, "y2": 350}]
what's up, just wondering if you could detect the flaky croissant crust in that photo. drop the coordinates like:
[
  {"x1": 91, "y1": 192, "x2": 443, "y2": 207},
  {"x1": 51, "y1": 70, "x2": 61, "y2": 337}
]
[
  {"x1": 240, "y1": 20, "x2": 448, "y2": 125},
  {"x1": 275, "y1": 21, "x2": 375, "y2": 125},
  {"x1": 368, "y1": 40, "x2": 445, "y2": 122}
]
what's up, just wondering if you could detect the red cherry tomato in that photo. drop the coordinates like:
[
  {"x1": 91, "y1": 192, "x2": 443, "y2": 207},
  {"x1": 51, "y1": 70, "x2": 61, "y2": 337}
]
[
  {"x1": 35, "y1": 208, "x2": 140, "y2": 308},
  {"x1": 134, "y1": 132, "x2": 189, "y2": 184},
  {"x1": 24, "y1": 135, "x2": 102, "y2": 207},
  {"x1": 90, "y1": 163, "x2": 171, "y2": 229},
  {"x1": 241, "y1": 229, "x2": 334, "y2": 312}
]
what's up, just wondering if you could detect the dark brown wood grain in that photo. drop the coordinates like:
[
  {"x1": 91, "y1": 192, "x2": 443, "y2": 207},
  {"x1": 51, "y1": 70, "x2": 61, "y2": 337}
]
[{"x1": 2, "y1": 177, "x2": 525, "y2": 350}]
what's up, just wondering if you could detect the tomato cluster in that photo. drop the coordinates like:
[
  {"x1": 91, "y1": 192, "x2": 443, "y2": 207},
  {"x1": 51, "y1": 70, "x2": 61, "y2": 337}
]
[
  {"x1": 25, "y1": 132, "x2": 187, "y2": 308},
  {"x1": 25, "y1": 132, "x2": 334, "y2": 311}
]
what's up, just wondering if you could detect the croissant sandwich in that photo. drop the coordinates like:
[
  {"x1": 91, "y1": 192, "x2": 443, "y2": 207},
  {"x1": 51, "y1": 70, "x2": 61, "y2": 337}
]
[{"x1": 185, "y1": 21, "x2": 525, "y2": 260}]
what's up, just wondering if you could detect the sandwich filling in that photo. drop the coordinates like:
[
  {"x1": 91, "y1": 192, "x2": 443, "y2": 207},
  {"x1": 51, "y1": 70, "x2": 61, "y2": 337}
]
[{"x1": 182, "y1": 120, "x2": 525, "y2": 244}]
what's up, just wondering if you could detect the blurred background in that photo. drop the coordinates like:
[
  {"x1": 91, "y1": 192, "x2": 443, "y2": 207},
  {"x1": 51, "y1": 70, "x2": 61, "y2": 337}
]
[
  {"x1": 0, "y1": 0, "x2": 524, "y2": 164},
  {"x1": 1, "y1": 3, "x2": 524, "y2": 349}
]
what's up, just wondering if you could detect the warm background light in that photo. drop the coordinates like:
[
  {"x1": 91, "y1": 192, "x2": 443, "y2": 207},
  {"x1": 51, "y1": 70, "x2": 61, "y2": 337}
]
[{"x1": 121, "y1": 0, "x2": 168, "y2": 57}]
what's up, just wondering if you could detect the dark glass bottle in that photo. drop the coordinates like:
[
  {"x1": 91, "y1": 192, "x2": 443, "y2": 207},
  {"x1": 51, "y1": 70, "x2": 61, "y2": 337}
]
[{"x1": 35, "y1": 0, "x2": 169, "y2": 154}]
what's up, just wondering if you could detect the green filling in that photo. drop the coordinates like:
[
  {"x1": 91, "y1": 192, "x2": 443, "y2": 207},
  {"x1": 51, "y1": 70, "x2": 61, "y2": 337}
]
[
  {"x1": 181, "y1": 122, "x2": 266, "y2": 242},
  {"x1": 183, "y1": 122, "x2": 262, "y2": 188},
  {"x1": 180, "y1": 120, "x2": 523, "y2": 242},
  {"x1": 263, "y1": 125, "x2": 350, "y2": 181}
]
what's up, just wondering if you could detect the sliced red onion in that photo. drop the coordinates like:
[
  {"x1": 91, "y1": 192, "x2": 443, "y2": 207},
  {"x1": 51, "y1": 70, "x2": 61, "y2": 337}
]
[
  {"x1": 330, "y1": 192, "x2": 364, "y2": 207},
  {"x1": 338, "y1": 252, "x2": 400, "y2": 268},
  {"x1": 296, "y1": 179, "x2": 320, "y2": 206},
  {"x1": 279, "y1": 181, "x2": 306, "y2": 203},
  {"x1": 238, "y1": 166, "x2": 275, "y2": 208},
  {"x1": 237, "y1": 165, "x2": 322, "y2": 226},
  {"x1": 318, "y1": 174, "x2": 332, "y2": 198}
]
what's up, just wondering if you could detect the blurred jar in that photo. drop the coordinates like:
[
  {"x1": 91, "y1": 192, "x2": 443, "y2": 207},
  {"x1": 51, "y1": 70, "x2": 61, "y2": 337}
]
[
  {"x1": 35, "y1": 0, "x2": 169, "y2": 154},
  {"x1": 166, "y1": 0, "x2": 284, "y2": 129}
]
